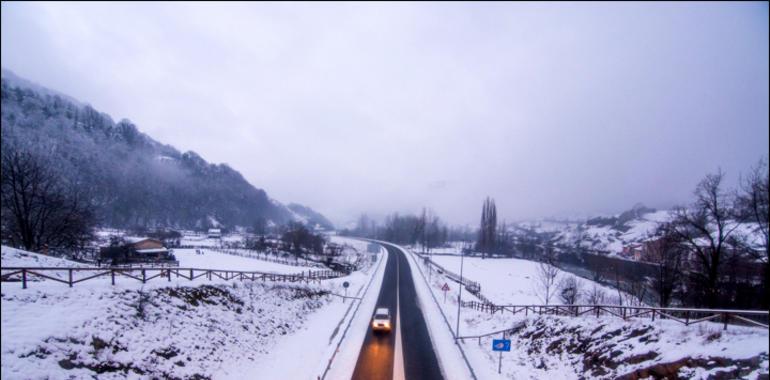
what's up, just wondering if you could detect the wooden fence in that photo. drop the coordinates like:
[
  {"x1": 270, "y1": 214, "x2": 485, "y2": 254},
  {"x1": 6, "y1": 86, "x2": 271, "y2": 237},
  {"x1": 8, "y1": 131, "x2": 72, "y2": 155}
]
[
  {"x1": 0, "y1": 266, "x2": 343, "y2": 289},
  {"x1": 460, "y1": 300, "x2": 769, "y2": 330},
  {"x1": 93, "y1": 261, "x2": 181, "y2": 269},
  {"x1": 203, "y1": 247, "x2": 324, "y2": 269}
]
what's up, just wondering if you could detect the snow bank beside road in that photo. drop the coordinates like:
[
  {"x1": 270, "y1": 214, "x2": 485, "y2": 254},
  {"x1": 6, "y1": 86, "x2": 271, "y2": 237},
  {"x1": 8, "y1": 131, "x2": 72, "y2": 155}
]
[{"x1": 397, "y1": 244, "x2": 476, "y2": 380}]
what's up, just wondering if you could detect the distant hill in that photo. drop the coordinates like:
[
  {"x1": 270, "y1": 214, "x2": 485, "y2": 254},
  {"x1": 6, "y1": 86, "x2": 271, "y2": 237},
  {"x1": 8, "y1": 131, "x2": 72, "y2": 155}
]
[
  {"x1": 514, "y1": 204, "x2": 670, "y2": 256},
  {"x1": 287, "y1": 203, "x2": 334, "y2": 230},
  {"x1": 0, "y1": 69, "x2": 332, "y2": 231}
]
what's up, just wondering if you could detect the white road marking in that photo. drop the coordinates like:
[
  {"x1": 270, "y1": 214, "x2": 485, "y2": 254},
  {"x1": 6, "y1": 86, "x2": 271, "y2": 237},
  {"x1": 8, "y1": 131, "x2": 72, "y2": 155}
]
[{"x1": 394, "y1": 250, "x2": 406, "y2": 380}]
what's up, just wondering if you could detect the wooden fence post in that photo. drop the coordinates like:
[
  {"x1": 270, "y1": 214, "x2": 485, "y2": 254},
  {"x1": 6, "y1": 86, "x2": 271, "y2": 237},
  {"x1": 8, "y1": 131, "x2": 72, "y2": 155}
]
[
  {"x1": 111, "y1": 270, "x2": 115, "y2": 285},
  {"x1": 142, "y1": 269, "x2": 146, "y2": 284},
  {"x1": 69, "y1": 269, "x2": 73, "y2": 287},
  {"x1": 22, "y1": 269, "x2": 27, "y2": 289}
]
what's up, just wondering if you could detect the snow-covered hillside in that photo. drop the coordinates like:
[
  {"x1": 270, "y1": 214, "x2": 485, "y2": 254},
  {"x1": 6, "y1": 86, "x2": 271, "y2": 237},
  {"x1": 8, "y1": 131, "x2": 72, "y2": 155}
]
[
  {"x1": 515, "y1": 204, "x2": 765, "y2": 259},
  {"x1": 1, "y1": 247, "x2": 90, "y2": 269},
  {"x1": 2, "y1": 282, "x2": 330, "y2": 379},
  {"x1": 468, "y1": 314, "x2": 768, "y2": 379}
]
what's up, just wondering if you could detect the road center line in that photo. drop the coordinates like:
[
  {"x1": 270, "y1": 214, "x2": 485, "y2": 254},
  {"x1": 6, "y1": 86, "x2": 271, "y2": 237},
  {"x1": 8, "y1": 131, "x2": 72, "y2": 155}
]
[{"x1": 394, "y1": 250, "x2": 405, "y2": 380}]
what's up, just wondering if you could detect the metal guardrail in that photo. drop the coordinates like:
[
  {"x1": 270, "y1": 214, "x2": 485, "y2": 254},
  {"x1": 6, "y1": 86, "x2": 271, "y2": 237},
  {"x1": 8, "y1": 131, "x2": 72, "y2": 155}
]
[
  {"x1": 416, "y1": 252, "x2": 482, "y2": 294},
  {"x1": 1, "y1": 266, "x2": 344, "y2": 289},
  {"x1": 460, "y1": 300, "x2": 769, "y2": 330}
]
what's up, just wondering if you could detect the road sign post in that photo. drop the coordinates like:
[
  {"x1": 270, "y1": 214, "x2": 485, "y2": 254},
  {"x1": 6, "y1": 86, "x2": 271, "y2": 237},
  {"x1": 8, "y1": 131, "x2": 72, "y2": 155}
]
[
  {"x1": 342, "y1": 281, "x2": 349, "y2": 303},
  {"x1": 441, "y1": 283, "x2": 450, "y2": 303},
  {"x1": 455, "y1": 251, "x2": 465, "y2": 339},
  {"x1": 492, "y1": 334, "x2": 511, "y2": 374}
]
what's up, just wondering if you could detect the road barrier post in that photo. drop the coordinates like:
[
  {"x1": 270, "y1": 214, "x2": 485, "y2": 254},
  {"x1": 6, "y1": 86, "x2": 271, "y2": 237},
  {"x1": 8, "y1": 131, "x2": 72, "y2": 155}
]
[{"x1": 498, "y1": 332, "x2": 504, "y2": 374}]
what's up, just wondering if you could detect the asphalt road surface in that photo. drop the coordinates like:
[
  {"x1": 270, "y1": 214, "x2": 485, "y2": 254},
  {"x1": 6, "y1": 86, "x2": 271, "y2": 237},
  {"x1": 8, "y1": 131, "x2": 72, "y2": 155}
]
[{"x1": 351, "y1": 243, "x2": 443, "y2": 380}]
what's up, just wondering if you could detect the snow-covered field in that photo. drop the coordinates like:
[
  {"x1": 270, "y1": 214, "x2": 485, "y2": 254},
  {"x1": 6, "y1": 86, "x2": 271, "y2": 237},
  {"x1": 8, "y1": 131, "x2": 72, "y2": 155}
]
[
  {"x1": 173, "y1": 248, "x2": 314, "y2": 274},
  {"x1": 402, "y1": 247, "x2": 770, "y2": 379},
  {"x1": 411, "y1": 241, "x2": 467, "y2": 256},
  {"x1": 179, "y1": 235, "x2": 236, "y2": 247},
  {"x1": 430, "y1": 255, "x2": 621, "y2": 305},
  {"x1": 1, "y1": 240, "x2": 388, "y2": 380}
]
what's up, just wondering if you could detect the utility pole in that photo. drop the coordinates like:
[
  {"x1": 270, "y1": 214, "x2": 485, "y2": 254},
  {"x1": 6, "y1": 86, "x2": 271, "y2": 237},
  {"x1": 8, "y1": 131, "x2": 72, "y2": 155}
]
[{"x1": 455, "y1": 248, "x2": 465, "y2": 339}]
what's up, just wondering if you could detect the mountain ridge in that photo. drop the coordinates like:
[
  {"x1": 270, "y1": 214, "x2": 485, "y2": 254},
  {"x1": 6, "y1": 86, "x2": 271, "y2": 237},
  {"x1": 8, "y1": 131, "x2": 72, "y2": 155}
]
[{"x1": 0, "y1": 69, "x2": 333, "y2": 231}]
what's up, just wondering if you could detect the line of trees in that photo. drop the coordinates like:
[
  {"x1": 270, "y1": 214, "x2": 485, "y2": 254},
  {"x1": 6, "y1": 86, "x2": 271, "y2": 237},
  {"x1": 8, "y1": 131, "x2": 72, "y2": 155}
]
[
  {"x1": 280, "y1": 221, "x2": 325, "y2": 256},
  {"x1": 652, "y1": 161, "x2": 768, "y2": 309},
  {"x1": 340, "y1": 208, "x2": 451, "y2": 250},
  {"x1": 1, "y1": 146, "x2": 96, "y2": 253}
]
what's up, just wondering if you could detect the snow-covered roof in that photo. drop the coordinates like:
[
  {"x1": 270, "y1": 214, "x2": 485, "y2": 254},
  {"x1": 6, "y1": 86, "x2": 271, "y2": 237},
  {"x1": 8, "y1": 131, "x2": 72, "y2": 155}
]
[{"x1": 135, "y1": 248, "x2": 169, "y2": 254}]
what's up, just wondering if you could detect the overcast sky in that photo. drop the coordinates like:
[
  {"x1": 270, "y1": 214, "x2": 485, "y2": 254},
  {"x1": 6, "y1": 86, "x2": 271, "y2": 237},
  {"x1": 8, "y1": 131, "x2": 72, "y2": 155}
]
[{"x1": 2, "y1": 2, "x2": 768, "y2": 226}]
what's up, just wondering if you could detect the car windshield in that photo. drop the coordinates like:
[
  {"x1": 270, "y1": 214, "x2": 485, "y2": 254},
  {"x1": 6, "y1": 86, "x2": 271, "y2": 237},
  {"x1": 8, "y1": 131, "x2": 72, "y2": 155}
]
[{"x1": 374, "y1": 314, "x2": 389, "y2": 320}]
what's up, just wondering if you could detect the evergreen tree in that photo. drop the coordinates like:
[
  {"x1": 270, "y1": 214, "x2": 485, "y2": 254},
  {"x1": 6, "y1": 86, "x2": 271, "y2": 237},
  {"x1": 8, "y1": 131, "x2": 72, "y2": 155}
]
[{"x1": 477, "y1": 197, "x2": 497, "y2": 258}]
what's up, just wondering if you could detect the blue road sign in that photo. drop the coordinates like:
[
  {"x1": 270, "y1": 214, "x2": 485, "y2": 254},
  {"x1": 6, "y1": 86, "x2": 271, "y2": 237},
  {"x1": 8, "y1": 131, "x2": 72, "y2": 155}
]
[{"x1": 492, "y1": 339, "x2": 511, "y2": 352}]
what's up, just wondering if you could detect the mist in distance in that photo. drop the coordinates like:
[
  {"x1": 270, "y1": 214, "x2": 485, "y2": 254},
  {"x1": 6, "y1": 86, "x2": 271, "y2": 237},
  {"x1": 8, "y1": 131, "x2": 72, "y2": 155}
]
[{"x1": 2, "y1": 2, "x2": 768, "y2": 226}]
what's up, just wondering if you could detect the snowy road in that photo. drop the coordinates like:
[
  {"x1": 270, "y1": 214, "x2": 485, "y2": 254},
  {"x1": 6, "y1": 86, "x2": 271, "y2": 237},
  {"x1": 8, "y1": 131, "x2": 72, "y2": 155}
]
[{"x1": 352, "y1": 243, "x2": 443, "y2": 380}]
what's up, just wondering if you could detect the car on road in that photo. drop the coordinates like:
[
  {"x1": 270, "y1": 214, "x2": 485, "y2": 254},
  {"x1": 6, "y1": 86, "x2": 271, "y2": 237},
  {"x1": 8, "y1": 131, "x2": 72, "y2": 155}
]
[{"x1": 371, "y1": 307, "x2": 391, "y2": 333}]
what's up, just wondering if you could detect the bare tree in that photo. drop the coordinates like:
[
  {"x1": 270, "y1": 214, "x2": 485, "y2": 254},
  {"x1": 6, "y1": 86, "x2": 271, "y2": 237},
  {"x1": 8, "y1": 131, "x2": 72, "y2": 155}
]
[
  {"x1": 668, "y1": 170, "x2": 740, "y2": 307},
  {"x1": 559, "y1": 276, "x2": 583, "y2": 305},
  {"x1": 625, "y1": 275, "x2": 648, "y2": 307},
  {"x1": 646, "y1": 225, "x2": 686, "y2": 307},
  {"x1": 418, "y1": 207, "x2": 428, "y2": 253},
  {"x1": 736, "y1": 159, "x2": 769, "y2": 308},
  {"x1": 535, "y1": 258, "x2": 560, "y2": 305},
  {"x1": 585, "y1": 284, "x2": 607, "y2": 305},
  {"x1": 737, "y1": 159, "x2": 769, "y2": 256},
  {"x1": 1, "y1": 148, "x2": 95, "y2": 252},
  {"x1": 496, "y1": 220, "x2": 512, "y2": 257}
]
